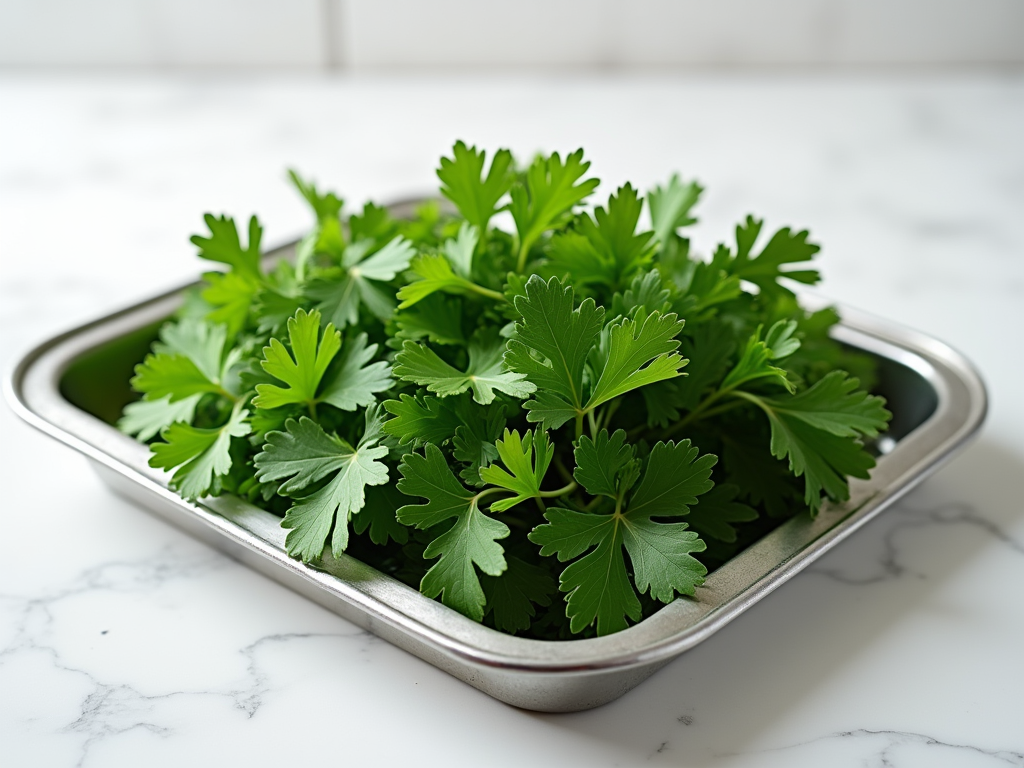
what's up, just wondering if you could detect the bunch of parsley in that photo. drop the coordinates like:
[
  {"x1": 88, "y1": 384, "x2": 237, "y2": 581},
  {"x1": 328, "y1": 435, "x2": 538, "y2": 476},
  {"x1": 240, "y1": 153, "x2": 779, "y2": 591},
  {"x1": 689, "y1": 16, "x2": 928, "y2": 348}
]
[{"x1": 119, "y1": 142, "x2": 890, "y2": 639}]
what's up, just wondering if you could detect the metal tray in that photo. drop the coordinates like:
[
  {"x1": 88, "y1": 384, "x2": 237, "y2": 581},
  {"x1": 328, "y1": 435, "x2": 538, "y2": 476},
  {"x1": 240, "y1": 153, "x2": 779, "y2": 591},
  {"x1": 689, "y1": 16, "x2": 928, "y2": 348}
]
[{"x1": 5, "y1": 238, "x2": 987, "y2": 712}]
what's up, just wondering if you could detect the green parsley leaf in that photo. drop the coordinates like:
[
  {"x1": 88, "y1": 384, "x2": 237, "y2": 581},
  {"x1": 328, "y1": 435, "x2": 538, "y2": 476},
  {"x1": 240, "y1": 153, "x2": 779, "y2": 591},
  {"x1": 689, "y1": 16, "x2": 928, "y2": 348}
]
[
  {"x1": 131, "y1": 320, "x2": 234, "y2": 402},
  {"x1": 571, "y1": 429, "x2": 640, "y2": 499},
  {"x1": 721, "y1": 320, "x2": 800, "y2": 394},
  {"x1": 318, "y1": 332, "x2": 393, "y2": 412},
  {"x1": 740, "y1": 371, "x2": 890, "y2": 511},
  {"x1": 672, "y1": 245, "x2": 742, "y2": 319},
  {"x1": 683, "y1": 483, "x2": 757, "y2": 543},
  {"x1": 393, "y1": 293, "x2": 466, "y2": 346},
  {"x1": 253, "y1": 308, "x2": 341, "y2": 410},
  {"x1": 479, "y1": 428, "x2": 553, "y2": 512},
  {"x1": 545, "y1": 231, "x2": 613, "y2": 288},
  {"x1": 611, "y1": 270, "x2": 672, "y2": 318},
  {"x1": 531, "y1": 438, "x2": 714, "y2": 635},
  {"x1": 587, "y1": 309, "x2": 687, "y2": 411},
  {"x1": 643, "y1": 320, "x2": 736, "y2": 426},
  {"x1": 149, "y1": 402, "x2": 251, "y2": 500},
  {"x1": 381, "y1": 394, "x2": 463, "y2": 446},
  {"x1": 288, "y1": 168, "x2": 343, "y2": 223},
  {"x1": 254, "y1": 414, "x2": 390, "y2": 561},
  {"x1": 352, "y1": 484, "x2": 409, "y2": 546},
  {"x1": 506, "y1": 276, "x2": 686, "y2": 427},
  {"x1": 201, "y1": 270, "x2": 259, "y2": 338},
  {"x1": 452, "y1": 410, "x2": 506, "y2": 487},
  {"x1": 504, "y1": 276, "x2": 604, "y2": 429},
  {"x1": 648, "y1": 174, "x2": 703, "y2": 246},
  {"x1": 509, "y1": 149, "x2": 599, "y2": 267},
  {"x1": 726, "y1": 216, "x2": 821, "y2": 297},
  {"x1": 437, "y1": 141, "x2": 514, "y2": 234},
  {"x1": 190, "y1": 213, "x2": 263, "y2": 282},
  {"x1": 393, "y1": 336, "x2": 534, "y2": 405},
  {"x1": 395, "y1": 224, "x2": 503, "y2": 309},
  {"x1": 575, "y1": 184, "x2": 654, "y2": 284},
  {"x1": 118, "y1": 393, "x2": 203, "y2": 442},
  {"x1": 397, "y1": 444, "x2": 510, "y2": 622},
  {"x1": 480, "y1": 556, "x2": 555, "y2": 634},
  {"x1": 308, "y1": 236, "x2": 415, "y2": 327}
]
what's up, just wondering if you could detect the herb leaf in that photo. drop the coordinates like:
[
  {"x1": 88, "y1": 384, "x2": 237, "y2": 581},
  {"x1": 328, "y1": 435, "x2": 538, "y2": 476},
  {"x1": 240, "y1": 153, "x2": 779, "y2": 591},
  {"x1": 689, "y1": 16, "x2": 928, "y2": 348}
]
[
  {"x1": 505, "y1": 275, "x2": 604, "y2": 428},
  {"x1": 531, "y1": 438, "x2": 714, "y2": 635},
  {"x1": 479, "y1": 428, "x2": 553, "y2": 512},
  {"x1": 149, "y1": 402, "x2": 251, "y2": 500},
  {"x1": 394, "y1": 337, "x2": 533, "y2": 405},
  {"x1": 437, "y1": 141, "x2": 514, "y2": 234},
  {"x1": 254, "y1": 414, "x2": 390, "y2": 561},
  {"x1": 397, "y1": 444, "x2": 510, "y2": 621}
]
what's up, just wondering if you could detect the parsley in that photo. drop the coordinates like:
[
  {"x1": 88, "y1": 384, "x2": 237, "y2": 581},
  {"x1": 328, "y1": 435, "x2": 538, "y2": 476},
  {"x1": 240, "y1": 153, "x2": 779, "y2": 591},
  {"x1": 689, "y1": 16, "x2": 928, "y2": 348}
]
[{"x1": 123, "y1": 142, "x2": 891, "y2": 639}]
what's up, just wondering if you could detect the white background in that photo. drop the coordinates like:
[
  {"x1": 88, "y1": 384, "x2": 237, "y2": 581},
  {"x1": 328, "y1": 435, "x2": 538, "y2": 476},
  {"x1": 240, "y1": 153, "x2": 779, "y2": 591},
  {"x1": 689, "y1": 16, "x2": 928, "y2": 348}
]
[{"x1": 1, "y1": 0, "x2": 1023, "y2": 69}]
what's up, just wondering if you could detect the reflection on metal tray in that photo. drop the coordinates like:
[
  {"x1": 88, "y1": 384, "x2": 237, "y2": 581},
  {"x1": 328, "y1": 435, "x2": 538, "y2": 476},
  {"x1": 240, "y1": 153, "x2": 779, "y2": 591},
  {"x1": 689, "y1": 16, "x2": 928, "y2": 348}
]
[{"x1": 5, "y1": 235, "x2": 986, "y2": 712}]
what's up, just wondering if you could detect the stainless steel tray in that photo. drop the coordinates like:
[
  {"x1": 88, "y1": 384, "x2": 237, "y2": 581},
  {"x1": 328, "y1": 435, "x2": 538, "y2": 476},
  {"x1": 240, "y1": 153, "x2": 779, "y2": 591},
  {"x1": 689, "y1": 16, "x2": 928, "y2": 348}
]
[{"x1": 5, "y1": 238, "x2": 987, "y2": 712}]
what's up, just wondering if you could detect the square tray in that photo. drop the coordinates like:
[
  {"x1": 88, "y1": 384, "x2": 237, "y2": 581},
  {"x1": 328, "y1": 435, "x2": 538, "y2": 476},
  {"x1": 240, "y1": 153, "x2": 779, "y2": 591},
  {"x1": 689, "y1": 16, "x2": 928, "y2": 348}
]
[{"x1": 5, "y1": 237, "x2": 986, "y2": 712}]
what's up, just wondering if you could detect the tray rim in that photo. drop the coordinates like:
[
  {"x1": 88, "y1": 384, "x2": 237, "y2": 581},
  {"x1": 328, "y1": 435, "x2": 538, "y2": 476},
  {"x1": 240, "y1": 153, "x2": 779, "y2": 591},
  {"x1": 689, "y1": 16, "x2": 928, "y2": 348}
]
[{"x1": 3, "y1": 248, "x2": 988, "y2": 682}]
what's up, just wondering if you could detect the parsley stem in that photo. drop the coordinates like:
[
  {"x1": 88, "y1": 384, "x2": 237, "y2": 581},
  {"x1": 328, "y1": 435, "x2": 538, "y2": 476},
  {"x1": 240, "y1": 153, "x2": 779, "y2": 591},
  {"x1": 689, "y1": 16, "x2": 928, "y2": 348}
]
[
  {"x1": 598, "y1": 400, "x2": 621, "y2": 432},
  {"x1": 466, "y1": 282, "x2": 507, "y2": 303},
  {"x1": 661, "y1": 387, "x2": 732, "y2": 439},
  {"x1": 538, "y1": 481, "x2": 577, "y2": 499},
  {"x1": 516, "y1": 243, "x2": 529, "y2": 273},
  {"x1": 587, "y1": 410, "x2": 598, "y2": 439},
  {"x1": 307, "y1": 401, "x2": 318, "y2": 420},
  {"x1": 473, "y1": 487, "x2": 508, "y2": 504},
  {"x1": 574, "y1": 411, "x2": 584, "y2": 442}
]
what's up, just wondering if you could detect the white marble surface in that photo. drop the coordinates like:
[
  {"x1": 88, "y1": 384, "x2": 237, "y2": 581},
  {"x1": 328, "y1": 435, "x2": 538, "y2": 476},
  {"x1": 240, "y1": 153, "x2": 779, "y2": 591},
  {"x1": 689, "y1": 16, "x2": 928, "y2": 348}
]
[{"x1": 1, "y1": 73, "x2": 1023, "y2": 767}]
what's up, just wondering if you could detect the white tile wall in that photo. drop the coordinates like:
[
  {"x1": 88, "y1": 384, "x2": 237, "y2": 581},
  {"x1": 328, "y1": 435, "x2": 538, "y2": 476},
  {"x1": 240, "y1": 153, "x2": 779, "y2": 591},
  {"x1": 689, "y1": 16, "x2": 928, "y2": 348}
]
[{"x1": 1, "y1": 0, "x2": 1022, "y2": 69}]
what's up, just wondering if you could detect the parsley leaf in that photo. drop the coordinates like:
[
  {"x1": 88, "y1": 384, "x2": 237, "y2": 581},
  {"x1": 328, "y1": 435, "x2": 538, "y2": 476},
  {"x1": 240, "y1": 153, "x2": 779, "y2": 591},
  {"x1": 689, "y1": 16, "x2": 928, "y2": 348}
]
[
  {"x1": 394, "y1": 336, "x2": 534, "y2": 405},
  {"x1": 397, "y1": 444, "x2": 510, "y2": 621},
  {"x1": 530, "y1": 436, "x2": 714, "y2": 635},
  {"x1": 381, "y1": 394, "x2": 463, "y2": 446},
  {"x1": 509, "y1": 149, "x2": 599, "y2": 269},
  {"x1": 575, "y1": 184, "x2": 654, "y2": 285},
  {"x1": 721, "y1": 320, "x2": 800, "y2": 394},
  {"x1": 253, "y1": 308, "x2": 340, "y2": 410},
  {"x1": 587, "y1": 309, "x2": 687, "y2": 410},
  {"x1": 308, "y1": 236, "x2": 415, "y2": 327},
  {"x1": 684, "y1": 484, "x2": 757, "y2": 543},
  {"x1": 506, "y1": 276, "x2": 686, "y2": 428},
  {"x1": 479, "y1": 428, "x2": 553, "y2": 512},
  {"x1": 452, "y1": 404, "x2": 507, "y2": 486},
  {"x1": 437, "y1": 141, "x2": 514, "y2": 234},
  {"x1": 395, "y1": 224, "x2": 504, "y2": 308},
  {"x1": 318, "y1": 332, "x2": 393, "y2": 412},
  {"x1": 190, "y1": 213, "x2": 263, "y2": 281},
  {"x1": 149, "y1": 402, "x2": 251, "y2": 500},
  {"x1": 726, "y1": 216, "x2": 821, "y2": 297},
  {"x1": 252, "y1": 308, "x2": 391, "y2": 413},
  {"x1": 504, "y1": 276, "x2": 603, "y2": 429},
  {"x1": 118, "y1": 393, "x2": 203, "y2": 442},
  {"x1": 648, "y1": 174, "x2": 703, "y2": 246},
  {"x1": 739, "y1": 371, "x2": 890, "y2": 511},
  {"x1": 288, "y1": 169, "x2": 345, "y2": 265},
  {"x1": 480, "y1": 556, "x2": 555, "y2": 634},
  {"x1": 254, "y1": 413, "x2": 390, "y2": 561},
  {"x1": 352, "y1": 484, "x2": 409, "y2": 546},
  {"x1": 393, "y1": 293, "x2": 466, "y2": 346},
  {"x1": 131, "y1": 320, "x2": 235, "y2": 402}
]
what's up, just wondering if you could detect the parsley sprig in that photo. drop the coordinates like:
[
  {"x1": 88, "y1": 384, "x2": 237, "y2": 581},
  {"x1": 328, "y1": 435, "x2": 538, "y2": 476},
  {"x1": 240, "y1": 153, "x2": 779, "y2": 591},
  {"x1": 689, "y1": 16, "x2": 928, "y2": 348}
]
[{"x1": 120, "y1": 142, "x2": 890, "y2": 639}]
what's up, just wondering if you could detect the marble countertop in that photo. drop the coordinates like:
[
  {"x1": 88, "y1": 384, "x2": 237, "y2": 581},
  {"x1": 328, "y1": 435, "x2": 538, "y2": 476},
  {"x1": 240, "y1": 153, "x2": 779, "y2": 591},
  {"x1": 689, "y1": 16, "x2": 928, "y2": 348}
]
[{"x1": 2, "y1": 72, "x2": 1022, "y2": 767}]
